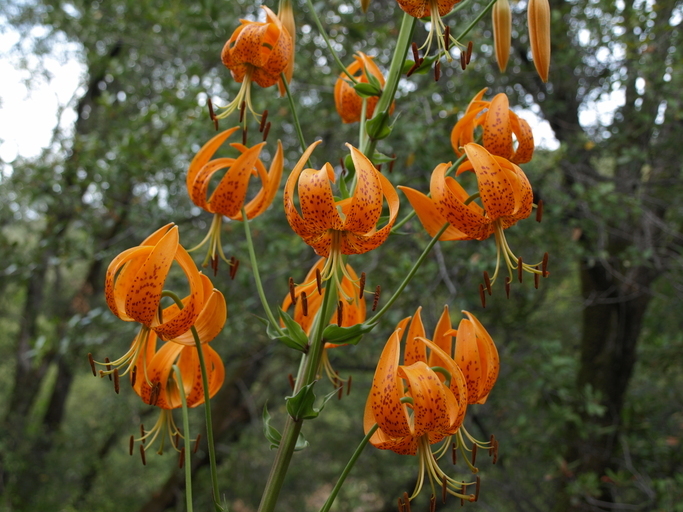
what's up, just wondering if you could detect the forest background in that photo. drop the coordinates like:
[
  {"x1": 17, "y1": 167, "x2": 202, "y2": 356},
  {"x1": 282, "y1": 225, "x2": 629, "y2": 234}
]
[{"x1": 1, "y1": 0, "x2": 682, "y2": 511}]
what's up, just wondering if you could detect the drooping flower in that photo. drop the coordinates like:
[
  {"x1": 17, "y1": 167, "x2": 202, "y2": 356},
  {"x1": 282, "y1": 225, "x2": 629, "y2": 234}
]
[
  {"x1": 276, "y1": 0, "x2": 296, "y2": 97},
  {"x1": 282, "y1": 257, "x2": 366, "y2": 384},
  {"x1": 400, "y1": 143, "x2": 545, "y2": 287},
  {"x1": 492, "y1": 0, "x2": 511, "y2": 72},
  {"x1": 395, "y1": 0, "x2": 462, "y2": 60},
  {"x1": 528, "y1": 0, "x2": 551, "y2": 82},
  {"x1": 217, "y1": 6, "x2": 293, "y2": 119},
  {"x1": 451, "y1": 89, "x2": 534, "y2": 164},
  {"x1": 284, "y1": 141, "x2": 399, "y2": 279},
  {"x1": 334, "y1": 52, "x2": 393, "y2": 124},
  {"x1": 187, "y1": 127, "x2": 284, "y2": 268}
]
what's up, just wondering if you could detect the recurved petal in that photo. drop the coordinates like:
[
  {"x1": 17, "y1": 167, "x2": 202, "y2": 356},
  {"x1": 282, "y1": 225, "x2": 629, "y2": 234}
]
[
  {"x1": 298, "y1": 163, "x2": 344, "y2": 232},
  {"x1": 454, "y1": 318, "x2": 484, "y2": 403},
  {"x1": 403, "y1": 307, "x2": 427, "y2": 366},
  {"x1": 189, "y1": 157, "x2": 235, "y2": 212},
  {"x1": 463, "y1": 311, "x2": 499, "y2": 404},
  {"x1": 209, "y1": 143, "x2": 266, "y2": 218},
  {"x1": 137, "y1": 339, "x2": 184, "y2": 409},
  {"x1": 483, "y1": 94, "x2": 513, "y2": 159},
  {"x1": 399, "y1": 362, "x2": 454, "y2": 437},
  {"x1": 493, "y1": 155, "x2": 533, "y2": 224},
  {"x1": 236, "y1": 140, "x2": 284, "y2": 220},
  {"x1": 368, "y1": 329, "x2": 411, "y2": 438},
  {"x1": 450, "y1": 105, "x2": 487, "y2": 156},
  {"x1": 171, "y1": 276, "x2": 227, "y2": 346},
  {"x1": 428, "y1": 305, "x2": 454, "y2": 370},
  {"x1": 364, "y1": 397, "x2": 418, "y2": 455},
  {"x1": 174, "y1": 343, "x2": 225, "y2": 408},
  {"x1": 398, "y1": 185, "x2": 469, "y2": 241},
  {"x1": 187, "y1": 128, "x2": 239, "y2": 194},
  {"x1": 509, "y1": 112, "x2": 535, "y2": 164},
  {"x1": 284, "y1": 140, "x2": 323, "y2": 238},
  {"x1": 463, "y1": 143, "x2": 515, "y2": 221},
  {"x1": 343, "y1": 145, "x2": 384, "y2": 234}
]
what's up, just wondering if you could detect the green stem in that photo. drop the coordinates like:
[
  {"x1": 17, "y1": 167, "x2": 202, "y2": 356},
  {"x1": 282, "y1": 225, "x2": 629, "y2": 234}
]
[
  {"x1": 455, "y1": 0, "x2": 498, "y2": 42},
  {"x1": 257, "y1": 274, "x2": 339, "y2": 512},
  {"x1": 160, "y1": 290, "x2": 222, "y2": 511},
  {"x1": 242, "y1": 207, "x2": 284, "y2": 337},
  {"x1": 172, "y1": 364, "x2": 194, "y2": 512},
  {"x1": 281, "y1": 72, "x2": 308, "y2": 155},
  {"x1": 368, "y1": 223, "x2": 449, "y2": 327},
  {"x1": 319, "y1": 424, "x2": 379, "y2": 512},
  {"x1": 304, "y1": 0, "x2": 358, "y2": 83}
]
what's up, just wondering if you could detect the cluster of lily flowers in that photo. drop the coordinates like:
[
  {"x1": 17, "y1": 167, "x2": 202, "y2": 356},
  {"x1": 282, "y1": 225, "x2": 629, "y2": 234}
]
[{"x1": 89, "y1": 0, "x2": 552, "y2": 507}]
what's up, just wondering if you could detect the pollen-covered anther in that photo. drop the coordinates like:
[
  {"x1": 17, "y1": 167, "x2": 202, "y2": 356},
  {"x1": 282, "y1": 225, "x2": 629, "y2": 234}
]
[
  {"x1": 444, "y1": 26, "x2": 451, "y2": 52},
  {"x1": 239, "y1": 100, "x2": 246, "y2": 123},
  {"x1": 475, "y1": 476, "x2": 481, "y2": 501},
  {"x1": 517, "y1": 257, "x2": 523, "y2": 283},
  {"x1": 442, "y1": 475, "x2": 448, "y2": 503},
  {"x1": 193, "y1": 434, "x2": 201, "y2": 453},
  {"x1": 471, "y1": 443, "x2": 478, "y2": 465},
  {"x1": 210, "y1": 255, "x2": 218, "y2": 276},
  {"x1": 430, "y1": 494, "x2": 436, "y2": 512},
  {"x1": 452, "y1": 442, "x2": 457, "y2": 465},
  {"x1": 359, "y1": 272, "x2": 366, "y2": 298},
  {"x1": 105, "y1": 357, "x2": 112, "y2": 380},
  {"x1": 542, "y1": 252, "x2": 549, "y2": 277},
  {"x1": 139, "y1": 444, "x2": 147, "y2": 466},
  {"x1": 131, "y1": 365, "x2": 137, "y2": 387},
  {"x1": 207, "y1": 97, "x2": 216, "y2": 121},
  {"x1": 178, "y1": 447, "x2": 185, "y2": 469},
  {"x1": 174, "y1": 433, "x2": 180, "y2": 449},
  {"x1": 397, "y1": 497, "x2": 405, "y2": 512},
  {"x1": 301, "y1": 291, "x2": 308, "y2": 316},
  {"x1": 460, "y1": 483, "x2": 466, "y2": 506},
  {"x1": 140, "y1": 424, "x2": 145, "y2": 441},
  {"x1": 337, "y1": 379, "x2": 344, "y2": 400},
  {"x1": 403, "y1": 491, "x2": 412, "y2": 512},
  {"x1": 412, "y1": 42, "x2": 420, "y2": 62},
  {"x1": 466, "y1": 41, "x2": 473, "y2": 64},
  {"x1": 483, "y1": 271, "x2": 492, "y2": 295},
  {"x1": 113, "y1": 368, "x2": 120, "y2": 394},
  {"x1": 316, "y1": 269, "x2": 322, "y2": 294},
  {"x1": 534, "y1": 267, "x2": 540, "y2": 289},
  {"x1": 337, "y1": 300, "x2": 343, "y2": 326},
  {"x1": 259, "y1": 109, "x2": 269, "y2": 132},
  {"x1": 262, "y1": 122, "x2": 271, "y2": 142},
  {"x1": 479, "y1": 284, "x2": 486, "y2": 308},
  {"x1": 505, "y1": 277, "x2": 511, "y2": 299},
  {"x1": 460, "y1": 51, "x2": 467, "y2": 70},
  {"x1": 288, "y1": 277, "x2": 296, "y2": 303},
  {"x1": 536, "y1": 199, "x2": 544, "y2": 222},
  {"x1": 230, "y1": 257, "x2": 240, "y2": 280},
  {"x1": 347, "y1": 375, "x2": 352, "y2": 395},
  {"x1": 372, "y1": 285, "x2": 381, "y2": 312},
  {"x1": 434, "y1": 60, "x2": 441, "y2": 81},
  {"x1": 129, "y1": 435, "x2": 134, "y2": 456},
  {"x1": 88, "y1": 353, "x2": 96, "y2": 376}
]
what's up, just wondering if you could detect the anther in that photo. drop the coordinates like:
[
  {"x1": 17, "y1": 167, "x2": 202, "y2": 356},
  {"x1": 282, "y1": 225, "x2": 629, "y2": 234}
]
[
  {"x1": 212, "y1": 255, "x2": 219, "y2": 276},
  {"x1": 259, "y1": 109, "x2": 269, "y2": 132},
  {"x1": 105, "y1": 357, "x2": 112, "y2": 380},
  {"x1": 174, "y1": 433, "x2": 180, "y2": 449},
  {"x1": 411, "y1": 42, "x2": 420, "y2": 62},
  {"x1": 359, "y1": 272, "x2": 366, "y2": 298},
  {"x1": 479, "y1": 284, "x2": 486, "y2": 308},
  {"x1": 316, "y1": 269, "x2": 322, "y2": 294},
  {"x1": 337, "y1": 380, "x2": 343, "y2": 400},
  {"x1": 517, "y1": 257, "x2": 523, "y2": 283},
  {"x1": 301, "y1": 291, "x2": 308, "y2": 316},
  {"x1": 505, "y1": 276, "x2": 511, "y2": 299},
  {"x1": 337, "y1": 300, "x2": 343, "y2": 326},
  {"x1": 397, "y1": 497, "x2": 404, "y2": 512},
  {"x1": 150, "y1": 382, "x2": 160, "y2": 406},
  {"x1": 194, "y1": 434, "x2": 201, "y2": 453},
  {"x1": 442, "y1": 475, "x2": 448, "y2": 504},
  {"x1": 207, "y1": 97, "x2": 216, "y2": 121},
  {"x1": 489, "y1": 434, "x2": 495, "y2": 455},
  {"x1": 542, "y1": 252, "x2": 549, "y2": 277},
  {"x1": 430, "y1": 494, "x2": 436, "y2": 512},
  {"x1": 131, "y1": 365, "x2": 137, "y2": 388},
  {"x1": 434, "y1": 60, "x2": 441, "y2": 81},
  {"x1": 466, "y1": 41, "x2": 473, "y2": 64},
  {"x1": 230, "y1": 257, "x2": 240, "y2": 280},
  {"x1": 288, "y1": 373, "x2": 295, "y2": 391},
  {"x1": 372, "y1": 285, "x2": 381, "y2": 311},
  {"x1": 239, "y1": 100, "x2": 246, "y2": 122},
  {"x1": 213, "y1": 117, "x2": 219, "y2": 131},
  {"x1": 406, "y1": 61, "x2": 421, "y2": 77},
  {"x1": 289, "y1": 277, "x2": 296, "y2": 304},
  {"x1": 88, "y1": 353, "x2": 96, "y2": 376},
  {"x1": 536, "y1": 199, "x2": 544, "y2": 222},
  {"x1": 140, "y1": 424, "x2": 145, "y2": 441},
  {"x1": 452, "y1": 442, "x2": 457, "y2": 465},
  {"x1": 460, "y1": 482, "x2": 466, "y2": 506},
  {"x1": 178, "y1": 447, "x2": 185, "y2": 469},
  {"x1": 389, "y1": 155, "x2": 396, "y2": 173},
  {"x1": 403, "y1": 492, "x2": 412, "y2": 512},
  {"x1": 129, "y1": 435, "x2": 134, "y2": 456},
  {"x1": 242, "y1": 124, "x2": 248, "y2": 145},
  {"x1": 113, "y1": 368, "x2": 120, "y2": 394},
  {"x1": 483, "y1": 271, "x2": 492, "y2": 295},
  {"x1": 262, "y1": 121, "x2": 271, "y2": 142},
  {"x1": 340, "y1": 157, "x2": 346, "y2": 174},
  {"x1": 444, "y1": 26, "x2": 451, "y2": 52},
  {"x1": 475, "y1": 476, "x2": 481, "y2": 501},
  {"x1": 534, "y1": 267, "x2": 540, "y2": 289},
  {"x1": 139, "y1": 444, "x2": 147, "y2": 466},
  {"x1": 471, "y1": 443, "x2": 478, "y2": 465},
  {"x1": 347, "y1": 375, "x2": 352, "y2": 395},
  {"x1": 492, "y1": 438, "x2": 499, "y2": 464},
  {"x1": 460, "y1": 51, "x2": 467, "y2": 70}
]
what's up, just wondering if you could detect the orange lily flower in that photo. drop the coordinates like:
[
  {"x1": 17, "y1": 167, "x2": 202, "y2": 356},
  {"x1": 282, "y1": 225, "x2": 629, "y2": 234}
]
[
  {"x1": 395, "y1": 0, "x2": 461, "y2": 59},
  {"x1": 282, "y1": 257, "x2": 366, "y2": 384},
  {"x1": 451, "y1": 88, "x2": 534, "y2": 164},
  {"x1": 187, "y1": 127, "x2": 283, "y2": 268},
  {"x1": 284, "y1": 141, "x2": 399, "y2": 278},
  {"x1": 364, "y1": 310, "x2": 480, "y2": 503},
  {"x1": 334, "y1": 52, "x2": 393, "y2": 124},
  {"x1": 217, "y1": 6, "x2": 293, "y2": 119},
  {"x1": 400, "y1": 143, "x2": 545, "y2": 287}
]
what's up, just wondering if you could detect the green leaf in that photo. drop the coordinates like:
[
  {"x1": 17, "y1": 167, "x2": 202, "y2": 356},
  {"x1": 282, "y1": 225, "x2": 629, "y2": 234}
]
[
  {"x1": 371, "y1": 151, "x2": 396, "y2": 165},
  {"x1": 353, "y1": 82, "x2": 382, "y2": 98},
  {"x1": 322, "y1": 322, "x2": 374, "y2": 346},
  {"x1": 286, "y1": 382, "x2": 337, "y2": 421},
  {"x1": 365, "y1": 113, "x2": 392, "y2": 140},
  {"x1": 256, "y1": 314, "x2": 308, "y2": 353},
  {"x1": 262, "y1": 403, "x2": 309, "y2": 451}
]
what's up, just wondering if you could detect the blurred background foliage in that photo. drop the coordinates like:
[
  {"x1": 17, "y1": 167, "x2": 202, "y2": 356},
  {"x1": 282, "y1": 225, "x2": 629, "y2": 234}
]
[{"x1": 1, "y1": 0, "x2": 682, "y2": 511}]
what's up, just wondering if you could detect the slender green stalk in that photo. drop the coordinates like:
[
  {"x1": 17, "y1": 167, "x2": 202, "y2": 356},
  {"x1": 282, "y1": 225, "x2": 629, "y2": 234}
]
[
  {"x1": 242, "y1": 207, "x2": 284, "y2": 337},
  {"x1": 319, "y1": 424, "x2": 379, "y2": 512},
  {"x1": 368, "y1": 223, "x2": 449, "y2": 327},
  {"x1": 172, "y1": 364, "x2": 194, "y2": 512},
  {"x1": 258, "y1": 276, "x2": 339, "y2": 512},
  {"x1": 304, "y1": 0, "x2": 358, "y2": 82},
  {"x1": 455, "y1": 0, "x2": 498, "y2": 41},
  {"x1": 281, "y1": 72, "x2": 308, "y2": 154}
]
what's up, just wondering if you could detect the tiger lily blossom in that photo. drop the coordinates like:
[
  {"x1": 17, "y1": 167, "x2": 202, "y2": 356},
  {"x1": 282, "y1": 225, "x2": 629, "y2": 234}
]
[
  {"x1": 451, "y1": 89, "x2": 534, "y2": 164},
  {"x1": 334, "y1": 52, "x2": 393, "y2": 124},
  {"x1": 187, "y1": 127, "x2": 284, "y2": 269},
  {"x1": 284, "y1": 141, "x2": 399, "y2": 280},
  {"x1": 395, "y1": 0, "x2": 462, "y2": 60},
  {"x1": 218, "y1": 5, "x2": 293, "y2": 119},
  {"x1": 400, "y1": 143, "x2": 546, "y2": 288}
]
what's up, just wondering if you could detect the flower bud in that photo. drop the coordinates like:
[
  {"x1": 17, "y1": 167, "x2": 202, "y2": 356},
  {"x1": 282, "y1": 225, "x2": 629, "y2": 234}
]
[
  {"x1": 492, "y1": 0, "x2": 511, "y2": 72},
  {"x1": 527, "y1": 0, "x2": 551, "y2": 82}
]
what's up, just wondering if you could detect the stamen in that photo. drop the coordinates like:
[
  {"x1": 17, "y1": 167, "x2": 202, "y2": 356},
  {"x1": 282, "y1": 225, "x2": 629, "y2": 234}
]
[
  {"x1": 492, "y1": 438, "x2": 499, "y2": 464},
  {"x1": 211, "y1": 255, "x2": 218, "y2": 276},
  {"x1": 434, "y1": 60, "x2": 441, "y2": 81},
  {"x1": 444, "y1": 26, "x2": 451, "y2": 52},
  {"x1": 174, "y1": 432, "x2": 180, "y2": 449},
  {"x1": 262, "y1": 122, "x2": 271, "y2": 142},
  {"x1": 259, "y1": 109, "x2": 269, "y2": 132},
  {"x1": 337, "y1": 300, "x2": 343, "y2": 326},
  {"x1": 230, "y1": 257, "x2": 240, "y2": 280},
  {"x1": 403, "y1": 492, "x2": 412, "y2": 512},
  {"x1": 430, "y1": 494, "x2": 436, "y2": 512},
  {"x1": 301, "y1": 291, "x2": 308, "y2": 316},
  {"x1": 475, "y1": 476, "x2": 481, "y2": 501},
  {"x1": 207, "y1": 97, "x2": 216, "y2": 121},
  {"x1": 347, "y1": 375, "x2": 352, "y2": 395},
  {"x1": 178, "y1": 447, "x2": 185, "y2": 469},
  {"x1": 406, "y1": 61, "x2": 421, "y2": 77},
  {"x1": 483, "y1": 272, "x2": 492, "y2": 295},
  {"x1": 88, "y1": 353, "x2": 96, "y2": 376},
  {"x1": 471, "y1": 444, "x2": 478, "y2": 465},
  {"x1": 442, "y1": 475, "x2": 447, "y2": 503},
  {"x1": 411, "y1": 42, "x2": 420, "y2": 63},
  {"x1": 466, "y1": 41, "x2": 473, "y2": 64},
  {"x1": 140, "y1": 424, "x2": 145, "y2": 441},
  {"x1": 194, "y1": 434, "x2": 201, "y2": 453},
  {"x1": 372, "y1": 285, "x2": 381, "y2": 311},
  {"x1": 242, "y1": 124, "x2": 248, "y2": 145},
  {"x1": 389, "y1": 155, "x2": 396, "y2": 173},
  {"x1": 239, "y1": 100, "x2": 246, "y2": 123},
  {"x1": 213, "y1": 117, "x2": 219, "y2": 131},
  {"x1": 536, "y1": 199, "x2": 544, "y2": 222},
  {"x1": 460, "y1": 51, "x2": 467, "y2": 70},
  {"x1": 150, "y1": 382, "x2": 161, "y2": 406},
  {"x1": 289, "y1": 277, "x2": 296, "y2": 304},
  {"x1": 105, "y1": 357, "x2": 112, "y2": 380},
  {"x1": 129, "y1": 435, "x2": 134, "y2": 456},
  {"x1": 340, "y1": 157, "x2": 346, "y2": 174},
  {"x1": 139, "y1": 444, "x2": 147, "y2": 466},
  {"x1": 397, "y1": 497, "x2": 404, "y2": 512},
  {"x1": 505, "y1": 276, "x2": 511, "y2": 299},
  {"x1": 131, "y1": 365, "x2": 137, "y2": 388},
  {"x1": 460, "y1": 483, "x2": 466, "y2": 506},
  {"x1": 542, "y1": 252, "x2": 549, "y2": 277},
  {"x1": 534, "y1": 267, "x2": 540, "y2": 289},
  {"x1": 452, "y1": 442, "x2": 457, "y2": 465},
  {"x1": 113, "y1": 368, "x2": 120, "y2": 394},
  {"x1": 337, "y1": 380, "x2": 343, "y2": 400},
  {"x1": 478, "y1": 284, "x2": 486, "y2": 308},
  {"x1": 359, "y1": 272, "x2": 366, "y2": 298},
  {"x1": 316, "y1": 268, "x2": 322, "y2": 294},
  {"x1": 488, "y1": 435, "x2": 495, "y2": 456},
  {"x1": 288, "y1": 373, "x2": 295, "y2": 391},
  {"x1": 517, "y1": 257, "x2": 523, "y2": 283}
]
